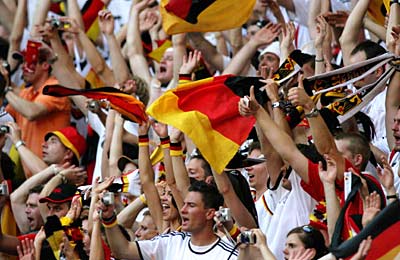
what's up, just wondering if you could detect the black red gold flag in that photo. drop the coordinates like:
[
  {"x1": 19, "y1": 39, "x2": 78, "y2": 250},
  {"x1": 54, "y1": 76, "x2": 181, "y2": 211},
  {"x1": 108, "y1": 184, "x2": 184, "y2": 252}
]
[
  {"x1": 330, "y1": 199, "x2": 400, "y2": 259},
  {"x1": 43, "y1": 85, "x2": 147, "y2": 123},
  {"x1": 160, "y1": 0, "x2": 256, "y2": 34},
  {"x1": 146, "y1": 74, "x2": 266, "y2": 173}
]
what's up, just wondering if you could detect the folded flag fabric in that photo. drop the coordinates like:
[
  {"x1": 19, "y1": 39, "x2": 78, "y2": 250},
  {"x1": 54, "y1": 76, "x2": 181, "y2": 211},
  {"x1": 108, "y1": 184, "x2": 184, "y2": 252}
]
[
  {"x1": 330, "y1": 199, "x2": 400, "y2": 259},
  {"x1": 147, "y1": 74, "x2": 266, "y2": 173},
  {"x1": 43, "y1": 85, "x2": 147, "y2": 124},
  {"x1": 160, "y1": 0, "x2": 256, "y2": 34}
]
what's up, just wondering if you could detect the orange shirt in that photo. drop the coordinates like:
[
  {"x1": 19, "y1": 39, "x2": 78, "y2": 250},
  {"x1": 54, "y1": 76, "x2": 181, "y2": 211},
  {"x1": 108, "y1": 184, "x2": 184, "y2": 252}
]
[{"x1": 6, "y1": 77, "x2": 71, "y2": 177}]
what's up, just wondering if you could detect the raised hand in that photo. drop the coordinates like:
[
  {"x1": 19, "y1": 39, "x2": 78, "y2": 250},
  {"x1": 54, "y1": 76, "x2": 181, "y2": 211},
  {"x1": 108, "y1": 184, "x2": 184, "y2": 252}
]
[
  {"x1": 280, "y1": 22, "x2": 295, "y2": 51},
  {"x1": 152, "y1": 121, "x2": 168, "y2": 139},
  {"x1": 318, "y1": 154, "x2": 337, "y2": 185},
  {"x1": 98, "y1": 10, "x2": 115, "y2": 36},
  {"x1": 179, "y1": 50, "x2": 202, "y2": 75},
  {"x1": 169, "y1": 126, "x2": 183, "y2": 143},
  {"x1": 362, "y1": 191, "x2": 381, "y2": 227},
  {"x1": 66, "y1": 196, "x2": 82, "y2": 222},
  {"x1": 139, "y1": 10, "x2": 158, "y2": 32},
  {"x1": 376, "y1": 155, "x2": 395, "y2": 192},
  {"x1": 93, "y1": 176, "x2": 116, "y2": 194},
  {"x1": 253, "y1": 23, "x2": 282, "y2": 47},
  {"x1": 350, "y1": 236, "x2": 372, "y2": 260},
  {"x1": 287, "y1": 74, "x2": 314, "y2": 110},
  {"x1": 238, "y1": 86, "x2": 261, "y2": 117},
  {"x1": 61, "y1": 165, "x2": 87, "y2": 186},
  {"x1": 315, "y1": 15, "x2": 328, "y2": 50},
  {"x1": 260, "y1": 78, "x2": 280, "y2": 102},
  {"x1": 17, "y1": 238, "x2": 35, "y2": 260},
  {"x1": 323, "y1": 11, "x2": 349, "y2": 28},
  {"x1": 138, "y1": 120, "x2": 151, "y2": 136}
]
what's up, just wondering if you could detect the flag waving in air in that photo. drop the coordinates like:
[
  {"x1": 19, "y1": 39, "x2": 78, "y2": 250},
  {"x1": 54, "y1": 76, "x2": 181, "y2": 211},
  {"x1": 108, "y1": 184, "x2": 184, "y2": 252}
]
[
  {"x1": 147, "y1": 74, "x2": 267, "y2": 173},
  {"x1": 43, "y1": 85, "x2": 147, "y2": 124},
  {"x1": 160, "y1": 0, "x2": 256, "y2": 34}
]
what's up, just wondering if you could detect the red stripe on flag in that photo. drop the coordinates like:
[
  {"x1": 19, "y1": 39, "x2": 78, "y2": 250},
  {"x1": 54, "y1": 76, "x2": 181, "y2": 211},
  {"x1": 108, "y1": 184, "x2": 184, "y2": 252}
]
[
  {"x1": 366, "y1": 221, "x2": 400, "y2": 259},
  {"x1": 174, "y1": 77, "x2": 255, "y2": 145}
]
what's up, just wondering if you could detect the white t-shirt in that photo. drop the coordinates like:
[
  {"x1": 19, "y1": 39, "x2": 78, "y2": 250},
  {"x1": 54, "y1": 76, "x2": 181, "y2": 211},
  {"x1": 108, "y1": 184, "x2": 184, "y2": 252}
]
[
  {"x1": 255, "y1": 185, "x2": 288, "y2": 235},
  {"x1": 389, "y1": 151, "x2": 400, "y2": 195},
  {"x1": 266, "y1": 173, "x2": 316, "y2": 260},
  {"x1": 136, "y1": 232, "x2": 238, "y2": 260}
]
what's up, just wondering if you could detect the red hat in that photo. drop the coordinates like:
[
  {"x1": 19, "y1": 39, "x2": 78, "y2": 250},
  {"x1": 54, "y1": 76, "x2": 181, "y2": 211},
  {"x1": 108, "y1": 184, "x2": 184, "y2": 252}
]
[
  {"x1": 45, "y1": 126, "x2": 86, "y2": 161},
  {"x1": 39, "y1": 183, "x2": 78, "y2": 204}
]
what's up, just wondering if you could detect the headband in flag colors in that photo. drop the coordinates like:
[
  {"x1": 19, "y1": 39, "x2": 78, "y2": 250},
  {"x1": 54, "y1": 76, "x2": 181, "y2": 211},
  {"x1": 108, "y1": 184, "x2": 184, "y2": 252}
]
[
  {"x1": 147, "y1": 74, "x2": 267, "y2": 173},
  {"x1": 43, "y1": 85, "x2": 147, "y2": 123},
  {"x1": 160, "y1": 0, "x2": 256, "y2": 34},
  {"x1": 330, "y1": 199, "x2": 400, "y2": 259}
]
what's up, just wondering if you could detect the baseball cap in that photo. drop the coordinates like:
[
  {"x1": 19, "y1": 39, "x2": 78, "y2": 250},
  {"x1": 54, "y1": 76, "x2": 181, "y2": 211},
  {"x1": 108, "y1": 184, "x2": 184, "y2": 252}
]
[
  {"x1": 45, "y1": 126, "x2": 87, "y2": 161},
  {"x1": 39, "y1": 183, "x2": 78, "y2": 203}
]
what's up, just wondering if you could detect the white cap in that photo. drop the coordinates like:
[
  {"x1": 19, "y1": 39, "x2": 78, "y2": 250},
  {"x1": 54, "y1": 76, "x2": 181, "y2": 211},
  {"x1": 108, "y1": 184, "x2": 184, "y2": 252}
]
[{"x1": 259, "y1": 41, "x2": 281, "y2": 60}]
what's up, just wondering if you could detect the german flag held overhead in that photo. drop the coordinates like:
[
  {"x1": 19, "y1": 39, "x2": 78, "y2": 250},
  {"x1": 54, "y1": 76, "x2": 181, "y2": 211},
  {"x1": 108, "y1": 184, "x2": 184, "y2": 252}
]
[
  {"x1": 146, "y1": 74, "x2": 267, "y2": 173},
  {"x1": 160, "y1": 0, "x2": 256, "y2": 35}
]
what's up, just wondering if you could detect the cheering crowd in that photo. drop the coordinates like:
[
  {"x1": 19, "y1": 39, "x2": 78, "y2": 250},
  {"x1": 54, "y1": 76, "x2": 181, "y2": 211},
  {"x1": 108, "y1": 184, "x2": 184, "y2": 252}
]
[{"x1": 0, "y1": 0, "x2": 398, "y2": 259}]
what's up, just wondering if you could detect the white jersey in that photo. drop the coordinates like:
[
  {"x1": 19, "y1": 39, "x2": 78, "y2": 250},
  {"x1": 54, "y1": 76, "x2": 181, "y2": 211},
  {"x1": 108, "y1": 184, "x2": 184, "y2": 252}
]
[
  {"x1": 136, "y1": 232, "x2": 238, "y2": 260},
  {"x1": 255, "y1": 185, "x2": 288, "y2": 235}
]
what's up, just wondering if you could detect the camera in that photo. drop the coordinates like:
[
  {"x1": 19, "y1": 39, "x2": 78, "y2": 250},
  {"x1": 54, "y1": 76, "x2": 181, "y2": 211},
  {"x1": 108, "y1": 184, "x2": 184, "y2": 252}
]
[
  {"x1": 88, "y1": 100, "x2": 100, "y2": 111},
  {"x1": 240, "y1": 230, "x2": 256, "y2": 244},
  {"x1": 0, "y1": 183, "x2": 9, "y2": 196},
  {"x1": 0, "y1": 125, "x2": 9, "y2": 134},
  {"x1": 217, "y1": 208, "x2": 231, "y2": 222},
  {"x1": 101, "y1": 192, "x2": 115, "y2": 206},
  {"x1": 50, "y1": 17, "x2": 70, "y2": 29}
]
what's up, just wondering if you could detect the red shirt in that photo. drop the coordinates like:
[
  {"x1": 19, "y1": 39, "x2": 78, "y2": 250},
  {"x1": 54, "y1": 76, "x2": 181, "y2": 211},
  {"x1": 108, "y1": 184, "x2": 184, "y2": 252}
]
[{"x1": 301, "y1": 159, "x2": 382, "y2": 240}]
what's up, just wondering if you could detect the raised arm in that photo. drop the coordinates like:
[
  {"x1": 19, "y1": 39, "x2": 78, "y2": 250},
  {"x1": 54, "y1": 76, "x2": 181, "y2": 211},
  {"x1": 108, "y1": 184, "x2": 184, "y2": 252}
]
[
  {"x1": 287, "y1": 77, "x2": 346, "y2": 175},
  {"x1": 10, "y1": 165, "x2": 55, "y2": 233},
  {"x1": 212, "y1": 169, "x2": 257, "y2": 228},
  {"x1": 318, "y1": 154, "x2": 341, "y2": 243},
  {"x1": 223, "y1": 23, "x2": 281, "y2": 75},
  {"x1": 137, "y1": 121, "x2": 164, "y2": 232},
  {"x1": 339, "y1": 0, "x2": 369, "y2": 65},
  {"x1": 385, "y1": 24, "x2": 400, "y2": 151},
  {"x1": 239, "y1": 86, "x2": 310, "y2": 183},
  {"x1": 99, "y1": 199, "x2": 140, "y2": 259},
  {"x1": 152, "y1": 122, "x2": 184, "y2": 210},
  {"x1": 7, "y1": 0, "x2": 27, "y2": 71},
  {"x1": 6, "y1": 122, "x2": 48, "y2": 176},
  {"x1": 108, "y1": 114, "x2": 125, "y2": 177},
  {"x1": 126, "y1": 0, "x2": 152, "y2": 85},
  {"x1": 98, "y1": 10, "x2": 131, "y2": 84}
]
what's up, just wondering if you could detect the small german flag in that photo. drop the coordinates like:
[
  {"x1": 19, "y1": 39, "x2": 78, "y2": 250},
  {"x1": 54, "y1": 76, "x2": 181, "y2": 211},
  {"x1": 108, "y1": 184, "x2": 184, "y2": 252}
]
[
  {"x1": 43, "y1": 85, "x2": 147, "y2": 124},
  {"x1": 160, "y1": 0, "x2": 256, "y2": 35},
  {"x1": 146, "y1": 74, "x2": 266, "y2": 173}
]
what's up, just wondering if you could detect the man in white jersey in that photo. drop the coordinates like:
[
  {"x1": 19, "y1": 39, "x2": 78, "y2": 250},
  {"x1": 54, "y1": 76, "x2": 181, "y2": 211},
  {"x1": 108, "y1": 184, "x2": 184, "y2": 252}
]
[{"x1": 99, "y1": 180, "x2": 238, "y2": 260}]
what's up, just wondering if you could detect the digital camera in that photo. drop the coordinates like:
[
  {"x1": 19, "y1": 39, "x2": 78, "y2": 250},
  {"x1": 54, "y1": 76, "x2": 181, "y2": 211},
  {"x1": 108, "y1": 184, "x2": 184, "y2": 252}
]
[
  {"x1": 101, "y1": 192, "x2": 115, "y2": 206},
  {"x1": 0, "y1": 183, "x2": 9, "y2": 196},
  {"x1": 240, "y1": 231, "x2": 256, "y2": 244},
  {"x1": 50, "y1": 17, "x2": 71, "y2": 29},
  {"x1": 217, "y1": 208, "x2": 231, "y2": 222}
]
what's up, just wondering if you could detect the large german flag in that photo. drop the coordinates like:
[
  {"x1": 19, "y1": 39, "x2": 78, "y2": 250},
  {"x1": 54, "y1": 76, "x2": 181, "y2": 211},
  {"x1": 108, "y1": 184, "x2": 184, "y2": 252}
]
[
  {"x1": 43, "y1": 85, "x2": 147, "y2": 124},
  {"x1": 330, "y1": 199, "x2": 400, "y2": 259},
  {"x1": 160, "y1": 0, "x2": 256, "y2": 35},
  {"x1": 146, "y1": 74, "x2": 266, "y2": 173}
]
